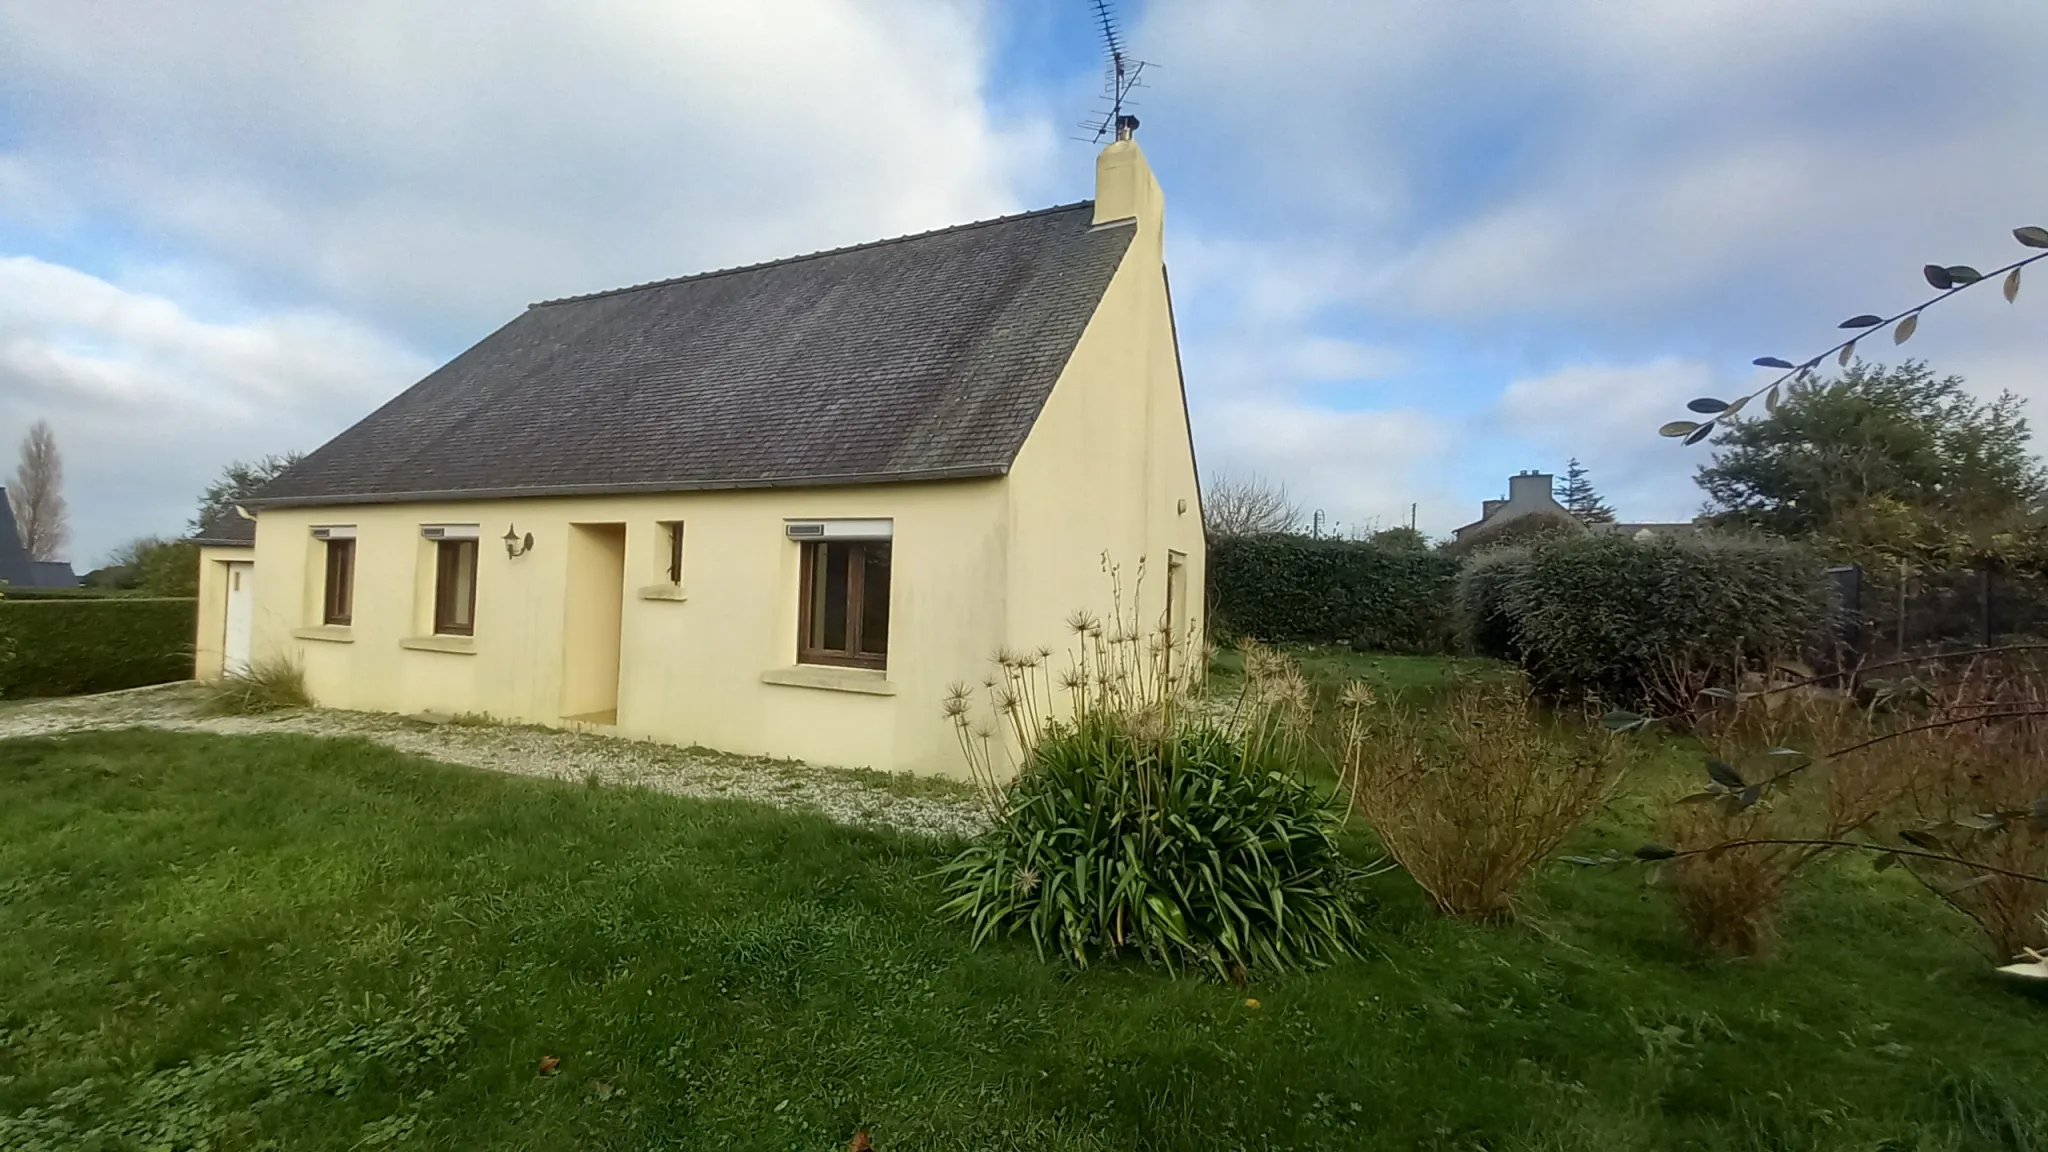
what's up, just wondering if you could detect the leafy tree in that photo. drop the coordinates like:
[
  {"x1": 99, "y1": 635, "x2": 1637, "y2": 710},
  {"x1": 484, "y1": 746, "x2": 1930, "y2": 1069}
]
[
  {"x1": 191, "y1": 452, "x2": 303, "y2": 534},
  {"x1": 1368, "y1": 526, "x2": 1430, "y2": 552},
  {"x1": 1554, "y1": 458, "x2": 1616, "y2": 524},
  {"x1": 89, "y1": 537, "x2": 199, "y2": 596},
  {"x1": 1697, "y1": 361, "x2": 2045, "y2": 550},
  {"x1": 9, "y1": 419, "x2": 67, "y2": 561},
  {"x1": 1202, "y1": 473, "x2": 1300, "y2": 538}
]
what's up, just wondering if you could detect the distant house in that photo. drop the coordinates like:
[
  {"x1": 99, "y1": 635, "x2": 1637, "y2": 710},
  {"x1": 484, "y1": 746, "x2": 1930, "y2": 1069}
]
[
  {"x1": 1451, "y1": 471, "x2": 1706, "y2": 547},
  {"x1": 192, "y1": 131, "x2": 1203, "y2": 778},
  {"x1": 1450, "y1": 471, "x2": 1578, "y2": 545},
  {"x1": 0, "y1": 486, "x2": 77, "y2": 588}
]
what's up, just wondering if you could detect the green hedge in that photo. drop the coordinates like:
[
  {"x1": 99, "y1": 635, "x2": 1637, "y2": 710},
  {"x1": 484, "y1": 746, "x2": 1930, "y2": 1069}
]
[
  {"x1": 0, "y1": 597, "x2": 197, "y2": 698},
  {"x1": 1209, "y1": 535, "x2": 1464, "y2": 653},
  {"x1": 0, "y1": 586, "x2": 144, "y2": 600},
  {"x1": 1457, "y1": 534, "x2": 1830, "y2": 709}
]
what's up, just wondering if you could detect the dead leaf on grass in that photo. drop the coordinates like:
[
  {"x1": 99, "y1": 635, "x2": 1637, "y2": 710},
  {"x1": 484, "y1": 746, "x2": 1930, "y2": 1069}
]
[{"x1": 538, "y1": 1055, "x2": 561, "y2": 1076}]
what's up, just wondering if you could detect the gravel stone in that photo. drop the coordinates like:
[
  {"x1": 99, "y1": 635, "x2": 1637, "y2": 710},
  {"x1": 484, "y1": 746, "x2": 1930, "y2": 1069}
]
[{"x1": 0, "y1": 683, "x2": 989, "y2": 839}]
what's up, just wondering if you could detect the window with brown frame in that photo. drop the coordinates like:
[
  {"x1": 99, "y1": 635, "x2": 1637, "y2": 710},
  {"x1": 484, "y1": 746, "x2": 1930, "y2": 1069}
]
[
  {"x1": 433, "y1": 538, "x2": 478, "y2": 636},
  {"x1": 322, "y1": 538, "x2": 356, "y2": 626},
  {"x1": 662, "y1": 520, "x2": 685, "y2": 584},
  {"x1": 797, "y1": 539, "x2": 890, "y2": 669}
]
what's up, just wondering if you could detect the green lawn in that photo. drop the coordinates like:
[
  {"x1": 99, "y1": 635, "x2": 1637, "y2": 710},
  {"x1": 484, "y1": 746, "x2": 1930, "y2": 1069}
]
[{"x1": 3, "y1": 721, "x2": 2045, "y2": 1149}]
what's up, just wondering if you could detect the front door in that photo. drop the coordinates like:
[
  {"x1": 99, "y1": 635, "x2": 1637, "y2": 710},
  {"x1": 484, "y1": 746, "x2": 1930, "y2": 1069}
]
[{"x1": 224, "y1": 561, "x2": 255, "y2": 676}]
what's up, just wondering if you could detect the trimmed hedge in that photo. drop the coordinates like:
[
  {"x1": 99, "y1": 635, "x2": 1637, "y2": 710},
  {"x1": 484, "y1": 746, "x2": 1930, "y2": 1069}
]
[
  {"x1": 0, "y1": 587, "x2": 145, "y2": 601},
  {"x1": 1457, "y1": 533, "x2": 1830, "y2": 709},
  {"x1": 0, "y1": 597, "x2": 197, "y2": 698},
  {"x1": 1209, "y1": 535, "x2": 1463, "y2": 653}
]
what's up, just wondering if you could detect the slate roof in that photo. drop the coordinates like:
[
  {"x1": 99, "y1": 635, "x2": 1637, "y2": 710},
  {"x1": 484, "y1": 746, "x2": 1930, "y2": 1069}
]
[
  {"x1": 191, "y1": 511, "x2": 255, "y2": 548},
  {"x1": 253, "y1": 202, "x2": 1135, "y2": 508}
]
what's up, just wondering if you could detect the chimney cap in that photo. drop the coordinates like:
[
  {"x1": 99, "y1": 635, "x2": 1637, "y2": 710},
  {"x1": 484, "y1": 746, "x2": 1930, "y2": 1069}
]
[{"x1": 1115, "y1": 114, "x2": 1140, "y2": 141}]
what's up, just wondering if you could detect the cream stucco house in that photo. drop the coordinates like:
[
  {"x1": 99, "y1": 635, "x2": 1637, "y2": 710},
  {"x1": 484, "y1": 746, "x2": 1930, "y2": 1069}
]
[{"x1": 192, "y1": 135, "x2": 1203, "y2": 778}]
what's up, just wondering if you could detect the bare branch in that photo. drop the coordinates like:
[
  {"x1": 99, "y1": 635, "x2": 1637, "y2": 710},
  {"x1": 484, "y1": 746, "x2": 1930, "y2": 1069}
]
[{"x1": 1202, "y1": 472, "x2": 1300, "y2": 538}]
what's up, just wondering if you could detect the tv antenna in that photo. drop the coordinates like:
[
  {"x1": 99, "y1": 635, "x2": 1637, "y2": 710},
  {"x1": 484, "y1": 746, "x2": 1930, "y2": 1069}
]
[{"x1": 1080, "y1": 0, "x2": 1153, "y2": 143}]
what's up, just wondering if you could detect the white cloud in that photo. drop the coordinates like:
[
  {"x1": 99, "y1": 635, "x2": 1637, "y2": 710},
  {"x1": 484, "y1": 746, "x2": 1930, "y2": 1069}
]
[
  {"x1": 0, "y1": 0, "x2": 1047, "y2": 560},
  {"x1": 0, "y1": 0, "x2": 1044, "y2": 335},
  {"x1": 1141, "y1": 0, "x2": 2048, "y2": 519},
  {"x1": 1493, "y1": 357, "x2": 1724, "y2": 522},
  {"x1": 0, "y1": 256, "x2": 431, "y2": 564},
  {"x1": 1194, "y1": 396, "x2": 1457, "y2": 537}
]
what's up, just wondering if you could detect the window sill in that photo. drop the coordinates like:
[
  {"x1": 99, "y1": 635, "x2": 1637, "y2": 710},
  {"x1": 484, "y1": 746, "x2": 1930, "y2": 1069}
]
[
  {"x1": 636, "y1": 584, "x2": 688, "y2": 602},
  {"x1": 400, "y1": 635, "x2": 477, "y2": 655},
  {"x1": 291, "y1": 625, "x2": 354, "y2": 644},
  {"x1": 760, "y1": 665, "x2": 896, "y2": 696}
]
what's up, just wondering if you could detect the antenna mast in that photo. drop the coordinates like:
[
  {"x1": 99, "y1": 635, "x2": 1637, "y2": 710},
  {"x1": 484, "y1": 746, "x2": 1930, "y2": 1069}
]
[{"x1": 1082, "y1": 0, "x2": 1153, "y2": 143}]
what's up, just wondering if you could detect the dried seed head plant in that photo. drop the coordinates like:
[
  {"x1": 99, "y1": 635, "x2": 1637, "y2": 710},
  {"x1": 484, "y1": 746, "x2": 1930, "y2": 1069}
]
[
  {"x1": 946, "y1": 557, "x2": 1211, "y2": 818},
  {"x1": 1879, "y1": 658, "x2": 2048, "y2": 961},
  {"x1": 1659, "y1": 690, "x2": 1919, "y2": 957},
  {"x1": 1339, "y1": 675, "x2": 1633, "y2": 921}
]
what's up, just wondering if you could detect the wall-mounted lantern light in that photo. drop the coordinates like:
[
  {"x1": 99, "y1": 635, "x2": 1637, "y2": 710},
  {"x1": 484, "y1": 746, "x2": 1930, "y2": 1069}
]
[{"x1": 503, "y1": 524, "x2": 535, "y2": 558}]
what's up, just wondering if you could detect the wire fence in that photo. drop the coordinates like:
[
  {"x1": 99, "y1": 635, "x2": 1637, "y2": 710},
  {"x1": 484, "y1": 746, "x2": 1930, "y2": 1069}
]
[{"x1": 1828, "y1": 563, "x2": 2048, "y2": 667}]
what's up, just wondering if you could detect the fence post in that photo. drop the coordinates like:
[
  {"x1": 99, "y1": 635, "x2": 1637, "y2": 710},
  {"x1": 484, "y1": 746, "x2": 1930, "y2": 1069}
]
[{"x1": 1979, "y1": 561, "x2": 1995, "y2": 649}]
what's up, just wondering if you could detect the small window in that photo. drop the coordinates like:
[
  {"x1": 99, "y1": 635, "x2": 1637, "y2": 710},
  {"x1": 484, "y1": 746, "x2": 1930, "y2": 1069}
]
[
  {"x1": 662, "y1": 521, "x2": 685, "y2": 584},
  {"x1": 322, "y1": 538, "x2": 356, "y2": 625},
  {"x1": 798, "y1": 540, "x2": 890, "y2": 669},
  {"x1": 433, "y1": 538, "x2": 478, "y2": 636}
]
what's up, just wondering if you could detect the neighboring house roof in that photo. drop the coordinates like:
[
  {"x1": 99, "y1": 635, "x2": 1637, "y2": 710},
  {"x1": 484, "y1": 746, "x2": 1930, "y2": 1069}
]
[
  {"x1": 191, "y1": 511, "x2": 256, "y2": 548},
  {"x1": 0, "y1": 486, "x2": 77, "y2": 586},
  {"x1": 252, "y1": 202, "x2": 1137, "y2": 509},
  {"x1": 1593, "y1": 521, "x2": 1706, "y2": 538}
]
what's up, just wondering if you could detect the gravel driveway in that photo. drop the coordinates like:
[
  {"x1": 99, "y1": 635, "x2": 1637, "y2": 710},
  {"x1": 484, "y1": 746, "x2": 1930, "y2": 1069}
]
[{"x1": 0, "y1": 684, "x2": 989, "y2": 838}]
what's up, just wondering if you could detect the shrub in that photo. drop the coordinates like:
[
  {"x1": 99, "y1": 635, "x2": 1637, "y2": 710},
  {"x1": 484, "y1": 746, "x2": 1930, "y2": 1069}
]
[
  {"x1": 938, "y1": 607, "x2": 1366, "y2": 978},
  {"x1": 1455, "y1": 547, "x2": 1532, "y2": 661},
  {"x1": 0, "y1": 597, "x2": 196, "y2": 697},
  {"x1": 1882, "y1": 661, "x2": 2048, "y2": 961},
  {"x1": 1208, "y1": 534, "x2": 1462, "y2": 653},
  {"x1": 1458, "y1": 533, "x2": 1831, "y2": 713},
  {"x1": 201, "y1": 658, "x2": 312, "y2": 716},
  {"x1": 1658, "y1": 691, "x2": 1915, "y2": 957},
  {"x1": 938, "y1": 711, "x2": 1366, "y2": 977},
  {"x1": 1338, "y1": 676, "x2": 1631, "y2": 920}
]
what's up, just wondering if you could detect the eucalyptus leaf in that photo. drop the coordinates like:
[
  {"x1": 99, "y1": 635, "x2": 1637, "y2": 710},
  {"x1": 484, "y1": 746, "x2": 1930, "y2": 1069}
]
[
  {"x1": 1687, "y1": 397, "x2": 1730, "y2": 414},
  {"x1": 1894, "y1": 313, "x2": 1919, "y2": 345},
  {"x1": 1752, "y1": 356, "x2": 1794, "y2": 370},
  {"x1": 1766, "y1": 384, "x2": 1781, "y2": 412},
  {"x1": 1634, "y1": 844, "x2": 1678, "y2": 861},
  {"x1": 1839, "y1": 340, "x2": 1857, "y2": 367},
  {"x1": 2016, "y1": 226, "x2": 2048, "y2": 249},
  {"x1": 1924, "y1": 265, "x2": 1954, "y2": 290},
  {"x1": 2007, "y1": 267, "x2": 2022, "y2": 304},
  {"x1": 1944, "y1": 265, "x2": 1984, "y2": 285},
  {"x1": 1706, "y1": 759, "x2": 1745, "y2": 788},
  {"x1": 1839, "y1": 314, "x2": 1884, "y2": 328},
  {"x1": 1684, "y1": 422, "x2": 1716, "y2": 446},
  {"x1": 1659, "y1": 420, "x2": 1701, "y2": 439}
]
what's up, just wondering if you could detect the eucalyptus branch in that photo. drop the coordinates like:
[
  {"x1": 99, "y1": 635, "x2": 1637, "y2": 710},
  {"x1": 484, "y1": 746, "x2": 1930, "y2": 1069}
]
[
  {"x1": 1662, "y1": 226, "x2": 2048, "y2": 445},
  {"x1": 1639, "y1": 839, "x2": 2048, "y2": 885}
]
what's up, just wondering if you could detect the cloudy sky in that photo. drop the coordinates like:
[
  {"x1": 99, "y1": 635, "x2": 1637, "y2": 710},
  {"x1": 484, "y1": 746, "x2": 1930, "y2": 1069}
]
[{"x1": 3, "y1": 0, "x2": 2044, "y2": 564}]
